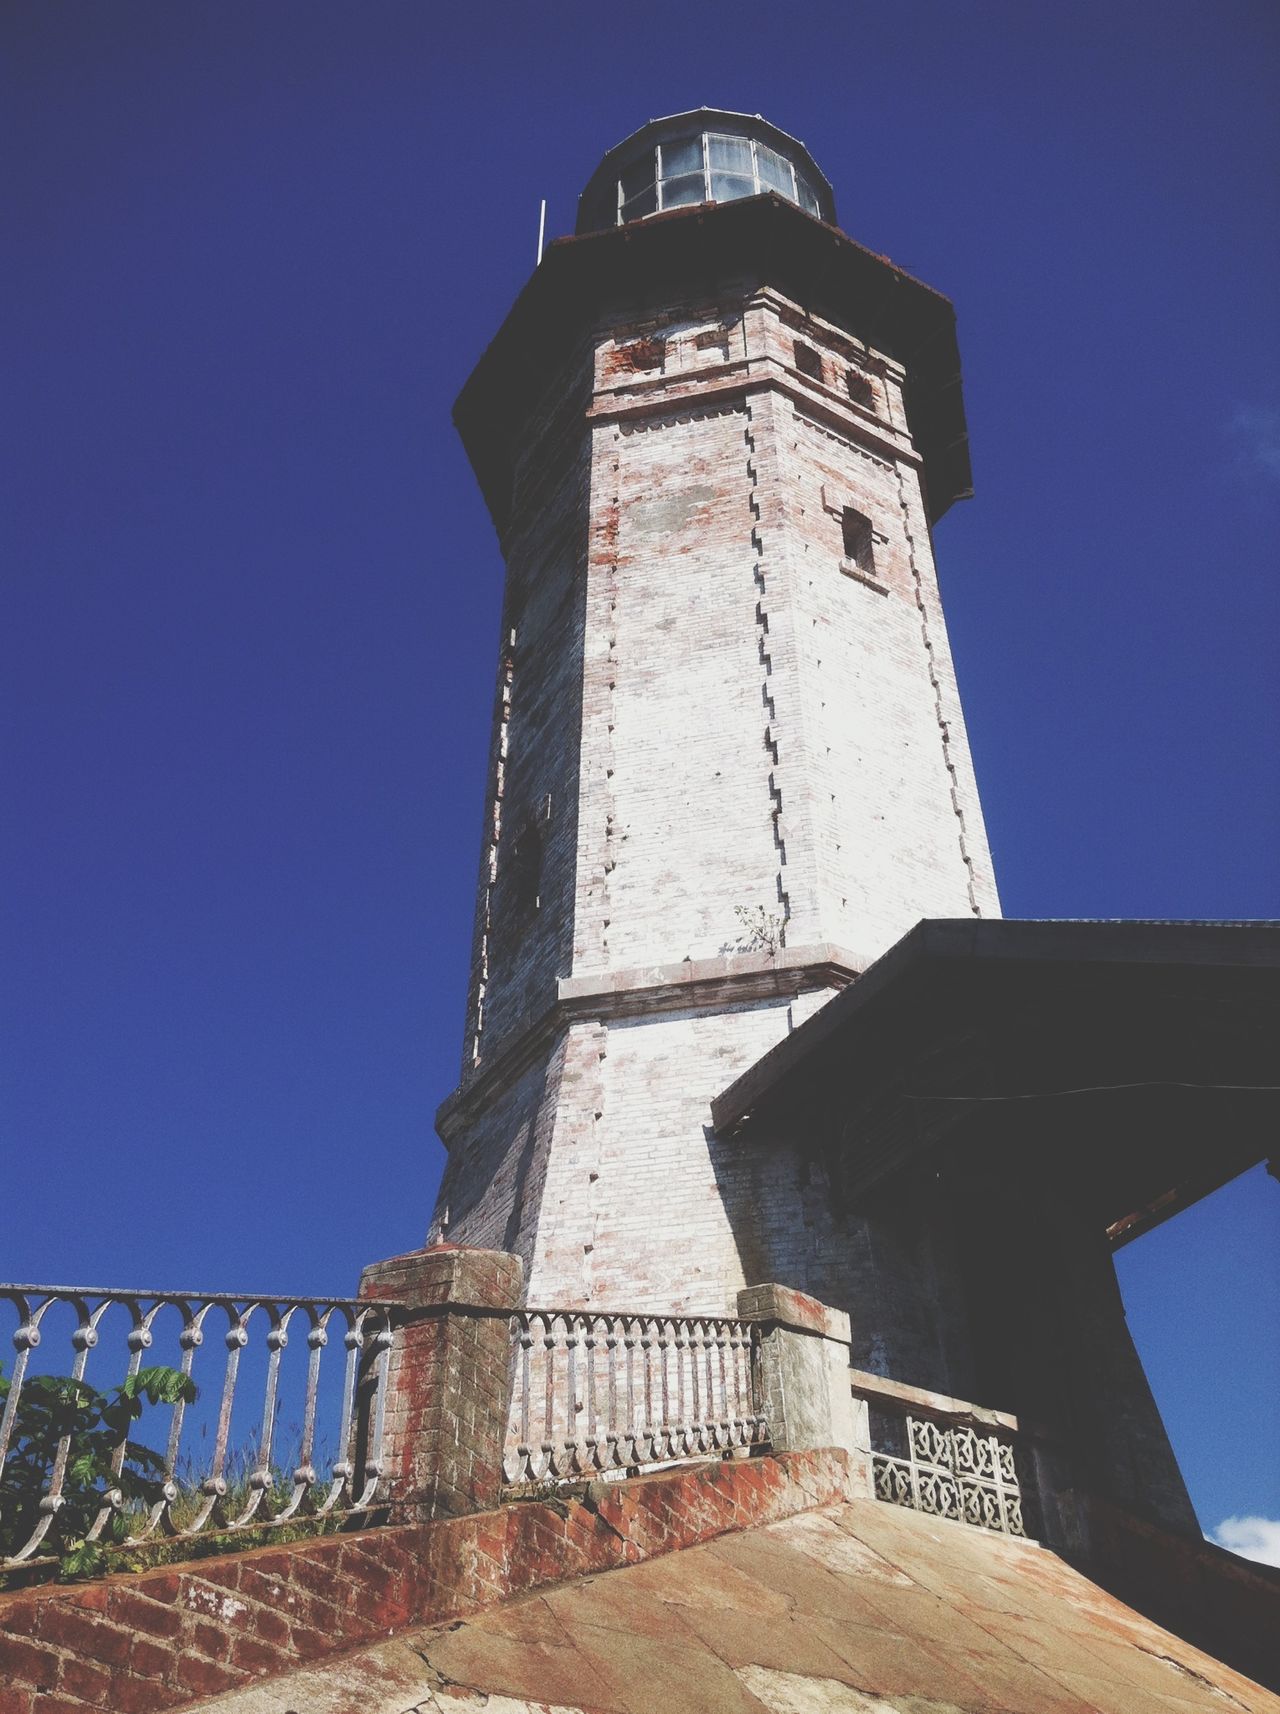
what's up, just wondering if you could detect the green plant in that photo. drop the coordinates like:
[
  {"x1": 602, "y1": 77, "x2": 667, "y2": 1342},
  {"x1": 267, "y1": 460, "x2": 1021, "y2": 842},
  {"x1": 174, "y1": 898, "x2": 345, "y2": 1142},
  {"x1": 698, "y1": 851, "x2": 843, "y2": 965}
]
[
  {"x1": 732, "y1": 904, "x2": 785, "y2": 955},
  {"x1": 0, "y1": 1364, "x2": 196, "y2": 1580}
]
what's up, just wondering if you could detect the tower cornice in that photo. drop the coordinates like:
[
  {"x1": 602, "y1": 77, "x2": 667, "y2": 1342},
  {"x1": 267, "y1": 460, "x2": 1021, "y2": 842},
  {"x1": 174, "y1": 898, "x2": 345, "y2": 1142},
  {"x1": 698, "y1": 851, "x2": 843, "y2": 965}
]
[
  {"x1": 583, "y1": 285, "x2": 921, "y2": 475},
  {"x1": 454, "y1": 194, "x2": 972, "y2": 536},
  {"x1": 436, "y1": 943, "x2": 867, "y2": 1150}
]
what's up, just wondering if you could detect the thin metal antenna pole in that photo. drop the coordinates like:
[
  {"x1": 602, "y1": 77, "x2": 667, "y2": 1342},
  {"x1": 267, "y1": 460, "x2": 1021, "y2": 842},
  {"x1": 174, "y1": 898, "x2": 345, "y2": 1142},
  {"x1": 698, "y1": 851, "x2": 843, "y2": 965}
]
[{"x1": 536, "y1": 198, "x2": 547, "y2": 266}]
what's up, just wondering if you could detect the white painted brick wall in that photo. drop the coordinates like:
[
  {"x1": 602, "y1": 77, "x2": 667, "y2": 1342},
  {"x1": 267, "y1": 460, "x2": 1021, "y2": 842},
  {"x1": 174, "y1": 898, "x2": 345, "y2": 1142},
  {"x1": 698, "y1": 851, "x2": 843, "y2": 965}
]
[{"x1": 432, "y1": 282, "x2": 1000, "y2": 1329}]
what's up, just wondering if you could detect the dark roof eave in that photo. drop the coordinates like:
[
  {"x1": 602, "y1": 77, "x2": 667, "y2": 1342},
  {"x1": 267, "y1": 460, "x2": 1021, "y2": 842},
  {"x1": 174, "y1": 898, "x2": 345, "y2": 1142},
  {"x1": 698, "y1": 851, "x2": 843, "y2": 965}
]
[
  {"x1": 711, "y1": 916, "x2": 1280, "y2": 1136},
  {"x1": 453, "y1": 195, "x2": 973, "y2": 534},
  {"x1": 710, "y1": 917, "x2": 1280, "y2": 1249}
]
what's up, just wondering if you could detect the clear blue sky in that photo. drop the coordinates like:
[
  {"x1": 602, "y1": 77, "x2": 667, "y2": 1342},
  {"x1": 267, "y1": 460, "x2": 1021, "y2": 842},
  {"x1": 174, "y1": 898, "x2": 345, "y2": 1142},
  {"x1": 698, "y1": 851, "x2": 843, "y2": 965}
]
[{"x1": 2, "y1": 2, "x2": 1277, "y2": 1548}]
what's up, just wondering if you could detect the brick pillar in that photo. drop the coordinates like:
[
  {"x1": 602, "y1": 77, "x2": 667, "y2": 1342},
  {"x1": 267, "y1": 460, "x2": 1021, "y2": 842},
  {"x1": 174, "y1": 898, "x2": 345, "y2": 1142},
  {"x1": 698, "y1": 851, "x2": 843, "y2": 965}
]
[
  {"x1": 738, "y1": 1282, "x2": 859, "y2": 1493},
  {"x1": 359, "y1": 1244, "x2": 522, "y2": 1521}
]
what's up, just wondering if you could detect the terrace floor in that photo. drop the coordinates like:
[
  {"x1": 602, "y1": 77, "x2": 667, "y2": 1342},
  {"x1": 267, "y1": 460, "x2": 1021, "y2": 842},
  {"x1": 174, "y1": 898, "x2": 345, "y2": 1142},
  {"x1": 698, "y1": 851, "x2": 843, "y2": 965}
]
[{"x1": 192, "y1": 1495, "x2": 1279, "y2": 1714}]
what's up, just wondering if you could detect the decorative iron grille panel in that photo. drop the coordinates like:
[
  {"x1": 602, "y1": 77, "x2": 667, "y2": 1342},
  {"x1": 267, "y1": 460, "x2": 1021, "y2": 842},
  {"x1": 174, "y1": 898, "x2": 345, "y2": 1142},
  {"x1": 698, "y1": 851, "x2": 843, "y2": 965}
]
[
  {"x1": 504, "y1": 1310, "x2": 769, "y2": 1486},
  {"x1": 872, "y1": 1413, "x2": 1025, "y2": 1537}
]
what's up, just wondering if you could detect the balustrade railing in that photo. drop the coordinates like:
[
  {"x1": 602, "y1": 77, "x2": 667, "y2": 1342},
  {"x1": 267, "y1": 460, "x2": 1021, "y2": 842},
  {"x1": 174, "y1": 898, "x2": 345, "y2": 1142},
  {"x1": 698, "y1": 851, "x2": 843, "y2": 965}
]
[
  {"x1": 504, "y1": 1310, "x2": 769, "y2": 1486},
  {"x1": 862, "y1": 1385, "x2": 1030, "y2": 1538},
  {"x1": 872, "y1": 1412, "x2": 1026, "y2": 1536},
  {"x1": 0, "y1": 1284, "x2": 403, "y2": 1571}
]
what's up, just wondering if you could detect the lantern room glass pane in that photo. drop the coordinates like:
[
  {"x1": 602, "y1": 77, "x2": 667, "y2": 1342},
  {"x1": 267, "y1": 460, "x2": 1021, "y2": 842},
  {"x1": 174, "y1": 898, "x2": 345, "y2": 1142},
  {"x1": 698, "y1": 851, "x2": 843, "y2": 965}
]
[
  {"x1": 661, "y1": 173, "x2": 706, "y2": 208},
  {"x1": 710, "y1": 172, "x2": 755, "y2": 203},
  {"x1": 796, "y1": 176, "x2": 822, "y2": 217},
  {"x1": 756, "y1": 144, "x2": 794, "y2": 197},
  {"x1": 621, "y1": 184, "x2": 658, "y2": 220},
  {"x1": 707, "y1": 133, "x2": 753, "y2": 174},
  {"x1": 620, "y1": 154, "x2": 657, "y2": 200},
  {"x1": 660, "y1": 135, "x2": 703, "y2": 178}
]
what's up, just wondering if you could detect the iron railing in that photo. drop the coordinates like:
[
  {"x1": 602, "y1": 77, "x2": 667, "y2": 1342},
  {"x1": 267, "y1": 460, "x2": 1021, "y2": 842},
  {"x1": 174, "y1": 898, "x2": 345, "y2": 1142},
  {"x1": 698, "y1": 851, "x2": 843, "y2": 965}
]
[
  {"x1": 867, "y1": 1400, "x2": 1028, "y2": 1537},
  {"x1": 503, "y1": 1309, "x2": 769, "y2": 1486},
  {"x1": 0, "y1": 1285, "x2": 403, "y2": 1570}
]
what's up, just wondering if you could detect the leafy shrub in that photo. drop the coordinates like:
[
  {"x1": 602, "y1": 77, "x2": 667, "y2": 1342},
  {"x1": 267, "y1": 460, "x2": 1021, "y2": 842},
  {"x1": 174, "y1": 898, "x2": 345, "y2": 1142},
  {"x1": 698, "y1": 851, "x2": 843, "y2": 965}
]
[{"x1": 0, "y1": 1364, "x2": 196, "y2": 1579}]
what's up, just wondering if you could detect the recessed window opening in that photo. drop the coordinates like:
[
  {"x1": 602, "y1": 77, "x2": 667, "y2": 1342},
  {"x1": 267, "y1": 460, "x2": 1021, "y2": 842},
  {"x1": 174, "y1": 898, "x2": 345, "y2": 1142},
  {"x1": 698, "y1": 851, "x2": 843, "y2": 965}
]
[
  {"x1": 508, "y1": 822, "x2": 542, "y2": 918},
  {"x1": 614, "y1": 131, "x2": 826, "y2": 224},
  {"x1": 847, "y1": 369, "x2": 875, "y2": 409},
  {"x1": 621, "y1": 336, "x2": 664, "y2": 373},
  {"x1": 794, "y1": 341, "x2": 823, "y2": 383},
  {"x1": 842, "y1": 507, "x2": 875, "y2": 574}
]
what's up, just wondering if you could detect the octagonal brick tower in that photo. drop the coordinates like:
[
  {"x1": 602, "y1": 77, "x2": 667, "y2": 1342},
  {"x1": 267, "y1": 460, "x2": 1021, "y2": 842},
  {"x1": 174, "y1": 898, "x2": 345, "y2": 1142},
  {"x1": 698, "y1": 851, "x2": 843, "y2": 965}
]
[{"x1": 430, "y1": 110, "x2": 1000, "y2": 1312}]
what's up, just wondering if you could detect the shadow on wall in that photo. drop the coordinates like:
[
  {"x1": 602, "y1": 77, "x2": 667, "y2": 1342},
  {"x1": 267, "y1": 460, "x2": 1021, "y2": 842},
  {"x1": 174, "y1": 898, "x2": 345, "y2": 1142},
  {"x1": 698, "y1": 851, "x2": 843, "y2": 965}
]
[
  {"x1": 708, "y1": 1110, "x2": 1004, "y2": 1399},
  {"x1": 431, "y1": 1049, "x2": 554, "y2": 1272}
]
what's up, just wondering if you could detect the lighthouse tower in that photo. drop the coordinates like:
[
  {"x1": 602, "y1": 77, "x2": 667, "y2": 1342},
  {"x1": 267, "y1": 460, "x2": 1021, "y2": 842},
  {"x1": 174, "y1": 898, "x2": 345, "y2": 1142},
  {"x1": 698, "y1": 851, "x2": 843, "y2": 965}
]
[{"x1": 430, "y1": 110, "x2": 999, "y2": 1312}]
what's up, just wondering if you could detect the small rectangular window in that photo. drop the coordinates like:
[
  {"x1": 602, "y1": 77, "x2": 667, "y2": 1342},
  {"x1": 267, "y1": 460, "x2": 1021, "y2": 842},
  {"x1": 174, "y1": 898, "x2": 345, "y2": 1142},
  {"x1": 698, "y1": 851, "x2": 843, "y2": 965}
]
[
  {"x1": 508, "y1": 823, "x2": 542, "y2": 918},
  {"x1": 794, "y1": 341, "x2": 822, "y2": 382},
  {"x1": 842, "y1": 507, "x2": 875, "y2": 573}
]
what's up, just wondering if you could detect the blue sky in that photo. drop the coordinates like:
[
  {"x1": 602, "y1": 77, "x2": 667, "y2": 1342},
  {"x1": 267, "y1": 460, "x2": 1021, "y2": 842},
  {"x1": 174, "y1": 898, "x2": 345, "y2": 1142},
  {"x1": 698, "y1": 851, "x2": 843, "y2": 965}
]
[{"x1": 2, "y1": 2, "x2": 1277, "y2": 1548}]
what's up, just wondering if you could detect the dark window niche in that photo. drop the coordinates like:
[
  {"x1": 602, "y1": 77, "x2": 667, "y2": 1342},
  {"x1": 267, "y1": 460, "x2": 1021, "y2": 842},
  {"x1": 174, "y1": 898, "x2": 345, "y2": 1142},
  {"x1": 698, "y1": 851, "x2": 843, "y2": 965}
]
[
  {"x1": 841, "y1": 507, "x2": 875, "y2": 574},
  {"x1": 507, "y1": 822, "x2": 543, "y2": 918},
  {"x1": 846, "y1": 369, "x2": 875, "y2": 409},
  {"x1": 793, "y1": 340, "x2": 823, "y2": 382},
  {"x1": 621, "y1": 336, "x2": 664, "y2": 372}
]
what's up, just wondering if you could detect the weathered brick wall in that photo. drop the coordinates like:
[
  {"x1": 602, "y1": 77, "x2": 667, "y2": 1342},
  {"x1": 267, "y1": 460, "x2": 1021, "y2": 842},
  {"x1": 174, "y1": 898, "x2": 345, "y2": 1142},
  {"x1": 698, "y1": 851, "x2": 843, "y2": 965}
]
[
  {"x1": 434, "y1": 990, "x2": 864, "y2": 1314},
  {"x1": 572, "y1": 289, "x2": 997, "y2": 973},
  {"x1": 0, "y1": 1449, "x2": 849, "y2": 1714},
  {"x1": 432, "y1": 1037, "x2": 569, "y2": 1257},
  {"x1": 530, "y1": 1002, "x2": 829, "y2": 1310},
  {"x1": 432, "y1": 278, "x2": 999, "y2": 1321},
  {"x1": 591, "y1": 398, "x2": 782, "y2": 967},
  {"x1": 459, "y1": 355, "x2": 592, "y2": 1075},
  {"x1": 357, "y1": 1246, "x2": 521, "y2": 1521}
]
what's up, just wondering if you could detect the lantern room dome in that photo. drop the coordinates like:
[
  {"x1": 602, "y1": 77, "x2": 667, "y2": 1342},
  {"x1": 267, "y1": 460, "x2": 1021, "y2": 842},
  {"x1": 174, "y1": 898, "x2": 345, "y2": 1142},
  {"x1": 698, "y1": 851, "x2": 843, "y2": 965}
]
[{"x1": 576, "y1": 108, "x2": 836, "y2": 236}]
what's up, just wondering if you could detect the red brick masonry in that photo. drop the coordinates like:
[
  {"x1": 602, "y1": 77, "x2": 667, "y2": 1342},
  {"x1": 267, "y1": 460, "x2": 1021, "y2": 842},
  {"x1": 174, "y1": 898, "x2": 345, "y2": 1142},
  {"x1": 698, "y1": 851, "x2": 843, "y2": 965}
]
[{"x1": 0, "y1": 1447, "x2": 848, "y2": 1714}]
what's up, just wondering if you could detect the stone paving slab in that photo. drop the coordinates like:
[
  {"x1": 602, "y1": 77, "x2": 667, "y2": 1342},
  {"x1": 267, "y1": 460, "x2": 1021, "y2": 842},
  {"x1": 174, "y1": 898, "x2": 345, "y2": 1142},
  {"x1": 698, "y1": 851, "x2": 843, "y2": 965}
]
[{"x1": 190, "y1": 1498, "x2": 1280, "y2": 1714}]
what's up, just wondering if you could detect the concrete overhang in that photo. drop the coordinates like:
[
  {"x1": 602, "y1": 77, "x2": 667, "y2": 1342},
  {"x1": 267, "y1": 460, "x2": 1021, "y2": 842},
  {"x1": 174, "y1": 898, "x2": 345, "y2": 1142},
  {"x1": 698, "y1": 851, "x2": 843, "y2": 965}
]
[
  {"x1": 711, "y1": 918, "x2": 1280, "y2": 1249},
  {"x1": 454, "y1": 193, "x2": 973, "y2": 533}
]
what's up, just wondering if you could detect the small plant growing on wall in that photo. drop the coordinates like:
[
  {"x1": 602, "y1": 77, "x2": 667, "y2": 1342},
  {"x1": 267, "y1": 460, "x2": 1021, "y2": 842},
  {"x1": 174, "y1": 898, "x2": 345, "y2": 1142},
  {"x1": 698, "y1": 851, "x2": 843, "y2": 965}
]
[{"x1": 731, "y1": 904, "x2": 785, "y2": 956}]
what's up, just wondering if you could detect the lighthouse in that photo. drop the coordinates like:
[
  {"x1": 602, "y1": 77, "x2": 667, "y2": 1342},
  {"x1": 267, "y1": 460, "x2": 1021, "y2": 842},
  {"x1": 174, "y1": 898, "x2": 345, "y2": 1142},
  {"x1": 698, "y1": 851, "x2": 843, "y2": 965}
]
[
  {"x1": 429, "y1": 109, "x2": 999, "y2": 1311},
  {"x1": 416, "y1": 115, "x2": 1280, "y2": 1550}
]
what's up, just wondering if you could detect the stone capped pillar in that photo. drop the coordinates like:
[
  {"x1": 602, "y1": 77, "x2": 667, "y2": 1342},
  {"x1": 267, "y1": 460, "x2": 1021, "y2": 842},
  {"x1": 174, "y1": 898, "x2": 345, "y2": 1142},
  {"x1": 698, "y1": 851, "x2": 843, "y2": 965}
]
[
  {"x1": 359, "y1": 1244, "x2": 522, "y2": 1520},
  {"x1": 738, "y1": 1282, "x2": 860, "y2": 1491}
]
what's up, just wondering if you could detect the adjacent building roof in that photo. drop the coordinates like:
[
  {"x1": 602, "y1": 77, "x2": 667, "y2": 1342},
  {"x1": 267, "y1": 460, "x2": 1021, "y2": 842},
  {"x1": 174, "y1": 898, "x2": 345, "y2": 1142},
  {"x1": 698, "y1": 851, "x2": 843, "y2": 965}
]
[{"x1": 712, "y1": 918, "x2": 1280, "y2": 1248}]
